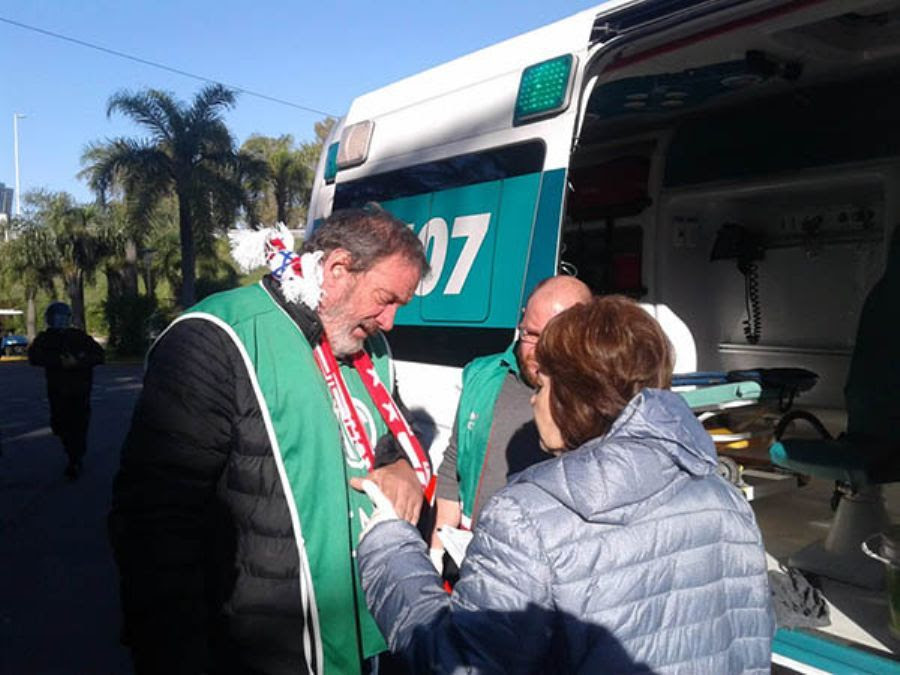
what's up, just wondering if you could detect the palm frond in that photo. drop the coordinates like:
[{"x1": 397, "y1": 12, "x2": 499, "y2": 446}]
[
  {"x1": 190, "y1": 84, "x2": 237, "y2": 122},
  {"x1": 98, "y1": 138, "x2": 174, "y2": 190},
  {"x1": 107, "y1": 90, "x2": 174, "y2": 144},
  {"x1": 145, "y1": 89, "x2": 186, "y2": 142},
  {"x1": 79, "y1": 141, "x2": 126, "y2": 204}
]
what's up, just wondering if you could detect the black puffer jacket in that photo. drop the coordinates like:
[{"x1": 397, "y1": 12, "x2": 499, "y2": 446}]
[{"x1": 109, "y1": 279, "x2": 405, "y2": 675}]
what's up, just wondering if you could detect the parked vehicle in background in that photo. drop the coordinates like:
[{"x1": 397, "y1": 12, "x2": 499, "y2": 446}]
[
  {"x1": 1, "y1": 332, "x2": 28, "y2": 356},
  {"x1": 0, "y1": 309, "x2": 27, "y2": 356}
]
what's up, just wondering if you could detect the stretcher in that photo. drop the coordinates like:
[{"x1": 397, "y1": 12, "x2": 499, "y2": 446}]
[{"x1": 675, "y1": 368, "x2": 819, "y2": 501}]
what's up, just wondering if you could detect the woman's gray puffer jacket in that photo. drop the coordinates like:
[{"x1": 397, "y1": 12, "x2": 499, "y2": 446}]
[{"x1": 359, "y1": 389, "x2": 774, "y2": 674}]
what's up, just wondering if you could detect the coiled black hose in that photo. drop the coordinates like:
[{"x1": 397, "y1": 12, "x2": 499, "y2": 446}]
[{"x1": 741, "y1": 262, "x2": 761, "y2": 344}]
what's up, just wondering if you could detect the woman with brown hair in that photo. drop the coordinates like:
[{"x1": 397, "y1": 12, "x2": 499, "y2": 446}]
[{"x1": 358, "y1": 295, "x2": 774, "y2": 673}]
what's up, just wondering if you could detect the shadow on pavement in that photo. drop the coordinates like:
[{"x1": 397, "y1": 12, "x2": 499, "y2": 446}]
[{"x1": 0, "y1": 361, "x2": 143, "y2": 673}]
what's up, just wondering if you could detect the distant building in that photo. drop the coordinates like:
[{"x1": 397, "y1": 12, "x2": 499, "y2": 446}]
[
  {"x1": 0, "y1": 182, "x2": 12, "y2": 241},
  {"x1": 0, "y1": 182, "x2": 12, "y2": 221}
]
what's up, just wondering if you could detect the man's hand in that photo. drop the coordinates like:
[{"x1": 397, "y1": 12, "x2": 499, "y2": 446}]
[
  {"x1": 350, "y1": 460, "x2": 422, "y2": 524},
  {"x1": 430, "y1": 497, "x2": 462, "y2": 548}
]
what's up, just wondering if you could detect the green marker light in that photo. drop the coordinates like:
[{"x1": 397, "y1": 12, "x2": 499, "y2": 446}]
[
  {"x1": 514, "y1": 54, "x2": 575, "y2": 125},
  {"x1": 324, "y1": 142, "x2": 339, "y2": 183}
]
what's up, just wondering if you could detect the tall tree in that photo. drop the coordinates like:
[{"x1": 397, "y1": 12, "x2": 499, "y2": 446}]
[
  {"x1": 41, "y1": 192, "x2": 108, "y2": 330},
  {"x1": 240, "y1": 134, "x2": 309, "y2": 226},
  {"x1": 313, "y1": 117, "x2": 336, "y2": 146},
  {"x1": 0, "y1": 213, "x2": 59, "y2": 339},
  {"x1": 79, "y1": 142, "x2": 141, "y2": 297},
  {"x1": 235, "y1": 150, "x2": 269, "y2": 229},
  {"x1": 92, "y1": 84, "x2": 240, "y2": 307}
]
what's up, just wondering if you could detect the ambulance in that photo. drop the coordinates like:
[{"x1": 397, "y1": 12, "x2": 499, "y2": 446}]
[{"x1": 308, "y1": 2, "x2": 900, "y2": 669}]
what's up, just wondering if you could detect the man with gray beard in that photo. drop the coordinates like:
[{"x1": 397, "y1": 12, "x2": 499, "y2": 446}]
[{"x1": 110, "y1": 206, "x2": 429, "y2": 675}]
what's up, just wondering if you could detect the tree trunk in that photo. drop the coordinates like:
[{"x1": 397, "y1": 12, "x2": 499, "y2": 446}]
[
  {"x1": 177, "y1": 191, "x2": 196, "y2": 308},
  {"x1": 67, "y1": 272, "x2": 86, "y2": 330},
  {"x1": 145, "y1": 261, "x2": 156, "y2": 299},
  {"x1": 106, "y1": 263, "x2": 124, "y2": 302},
  {"x1": 25, "y1": 289, "x2": 37, "y2": 340},
  {"x1": 276, "y1": 194, "x2": 288, "y2": 226},
  {"x1": 124, "y1": 238, "x2": 139, "y2": 297}
]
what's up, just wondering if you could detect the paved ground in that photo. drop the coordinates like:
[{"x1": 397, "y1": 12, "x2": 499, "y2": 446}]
[{"x1": 0, "y1": 359, "x2": 141, "y2": 674}]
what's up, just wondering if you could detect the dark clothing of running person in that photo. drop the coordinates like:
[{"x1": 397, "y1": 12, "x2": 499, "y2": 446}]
[{"x1": 29, "y1": 327, "x2": 105, "y2": 474}]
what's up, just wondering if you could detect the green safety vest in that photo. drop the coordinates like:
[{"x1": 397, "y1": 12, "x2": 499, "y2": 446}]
[
  {"x1": 455, "y1": 342, "x2": 519, "y2": 523},
  {"x1": 183, "y1": 281, "x2": 389, "y2": 675}
]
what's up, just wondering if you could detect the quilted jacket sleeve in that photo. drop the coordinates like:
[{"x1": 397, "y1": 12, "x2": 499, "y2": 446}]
[
  {"x1": 109, "y1": 319, "x2": 237, "y2": 674},
  {"x1": 358, "y1": 491, "x2": 555, "y2": 674}
]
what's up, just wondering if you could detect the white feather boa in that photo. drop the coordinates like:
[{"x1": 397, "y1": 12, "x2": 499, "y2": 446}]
[{"x1": 229, "y1": 224, "x2": 324, "y2": 309}]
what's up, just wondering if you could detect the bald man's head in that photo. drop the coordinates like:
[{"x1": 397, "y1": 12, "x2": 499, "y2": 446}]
[{"x1": 516, "y1": 276, "x2": 592, "y2": 387}]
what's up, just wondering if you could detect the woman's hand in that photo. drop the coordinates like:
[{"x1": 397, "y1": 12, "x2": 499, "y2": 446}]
[
  {"x1": 350, "y1": 459, "x2": 423, "y2": 523},
  {"x1": 355, "y1": 479, "x2": 399, "y2": 541}
]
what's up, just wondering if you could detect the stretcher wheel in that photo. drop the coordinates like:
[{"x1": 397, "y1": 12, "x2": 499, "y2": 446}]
[{"x1": 717, "y1": 456, "x2": 742, "y2": 485}]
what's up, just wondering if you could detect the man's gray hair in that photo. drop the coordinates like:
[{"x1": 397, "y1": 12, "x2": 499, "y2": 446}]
[{"x1": 303, "y1": 204, "x2": 429, "y2": 276}]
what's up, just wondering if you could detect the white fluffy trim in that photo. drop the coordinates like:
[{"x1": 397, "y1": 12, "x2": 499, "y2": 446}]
[
  {"x1": 281, "y1": 251, "x2": 324, "y2": 308},
  {"x1": 228, "y1": 223, "x2": 295, "y2": 273},
  {"x1": 228, "y1": 223, "x2": 323, "y2": 309}
]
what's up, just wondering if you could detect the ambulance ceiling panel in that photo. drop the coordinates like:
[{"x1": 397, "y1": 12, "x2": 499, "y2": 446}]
[
  {"x1": 586, "y1": 53, "x2": 796, "y2": 119},
  {"x1": 579, "y1": 1, "x2": 900, "y2": 145}
]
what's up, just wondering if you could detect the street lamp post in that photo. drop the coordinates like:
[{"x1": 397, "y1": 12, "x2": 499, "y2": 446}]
[{"x1": 13, "y1": 113, "x2": 26, "y2": 217}]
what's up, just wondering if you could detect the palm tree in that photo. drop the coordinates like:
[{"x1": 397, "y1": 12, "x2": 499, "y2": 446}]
[
  {"x1": 93, "y1": 202, "x2": 134, "y2": 301},
  {"x1": 235, "y1": 149, "x2": 270, "y2": 229},
  {"x1": 41, "y1": 193, "x2": 108, "y2": 330},
  {"x1": 79, "y1": 142, "x2": 142, "y2": 298},
  {"x1": 271, "y1": 146, "x2": 309, "y2": 225},
  {"x1": 241, "y1": 134, "x2": 310, "y2": 226},
  {"x1": 0, "y1": 217, "x2": 59, "y2": 339},
  {"x1": 92, "y1": 84, "x2": 240, "y2": 307},
  {"x1": 146, "y1": 221, "x2": 183, "y2": 299}
]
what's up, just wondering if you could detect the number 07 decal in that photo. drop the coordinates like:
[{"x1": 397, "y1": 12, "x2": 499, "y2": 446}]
[{"x1": 415, "y1": 213, "x2": 491, "y2": 297}]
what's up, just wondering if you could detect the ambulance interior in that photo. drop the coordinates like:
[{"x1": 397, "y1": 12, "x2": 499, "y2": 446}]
[{"x1": 566, "y1": 1, "x2": 900, "y2": 657}]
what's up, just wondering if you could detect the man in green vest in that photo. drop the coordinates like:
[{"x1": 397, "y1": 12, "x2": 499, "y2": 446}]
[
  {"x1": 110, "y1": 206, "x2": 429, "y2": 675},
  {"x1": 429, "y1": 276, "x2": 591, "y2": 567}
]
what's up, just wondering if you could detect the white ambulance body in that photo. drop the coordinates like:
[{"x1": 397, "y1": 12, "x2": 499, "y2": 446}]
[
  {"x1": 311, "y1": 0, "x2": 895, "y2": 450},
  {"x1": 309, "y1": 3, "x2": 900, "y2": 664}
]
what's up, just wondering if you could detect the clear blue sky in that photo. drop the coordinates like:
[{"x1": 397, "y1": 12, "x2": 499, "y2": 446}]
[{"x1": 1, "y1": 1, "x2": 600, "y2": 204}]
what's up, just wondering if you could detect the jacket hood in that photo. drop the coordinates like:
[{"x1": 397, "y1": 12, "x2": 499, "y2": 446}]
[{"x1": 518, "y1": 389, "x2": 719, "y2": 525}]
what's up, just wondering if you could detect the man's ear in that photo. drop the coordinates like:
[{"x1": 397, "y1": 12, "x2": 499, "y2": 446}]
[{"x1": 321, "y1": 248, "x2": 354, "y2": 291}]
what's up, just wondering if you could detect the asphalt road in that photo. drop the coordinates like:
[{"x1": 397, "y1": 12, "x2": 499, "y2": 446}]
[{"x1": 0, "y1": 360, "x2": 142, "y2": 674}]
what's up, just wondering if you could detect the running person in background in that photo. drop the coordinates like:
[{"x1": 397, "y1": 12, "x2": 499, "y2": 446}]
[{"x1": 28, "y1": 301, "x2": 105, "y2": 479}]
